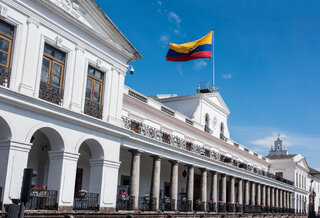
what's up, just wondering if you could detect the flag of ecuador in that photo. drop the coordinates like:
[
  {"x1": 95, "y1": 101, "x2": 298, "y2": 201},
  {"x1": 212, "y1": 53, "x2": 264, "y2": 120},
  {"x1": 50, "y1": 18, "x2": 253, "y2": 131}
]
[{"x1": 166, "y1": 31, "x2": 212, "y2": 62}]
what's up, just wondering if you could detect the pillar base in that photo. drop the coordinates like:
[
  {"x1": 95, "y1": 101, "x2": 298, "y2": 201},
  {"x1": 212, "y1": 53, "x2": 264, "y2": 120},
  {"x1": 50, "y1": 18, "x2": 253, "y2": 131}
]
[
  {"x1": 99, "y1": 207, "x2": 116, "y2": 213},
  {"x1": 57, "y1": 206, "x2": 73, "y2": 212}
]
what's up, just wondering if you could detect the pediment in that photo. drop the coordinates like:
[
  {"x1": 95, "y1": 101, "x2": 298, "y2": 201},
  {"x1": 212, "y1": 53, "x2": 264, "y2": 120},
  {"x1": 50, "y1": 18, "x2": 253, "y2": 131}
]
[
  {"x1": 296, "y1": 157, "x2": 310, "y2": 172},
  {"x1": 203, "y1": 92, "x2": 230, "y2": 115},
  {"x1": 39, "y1": 0, "x2": 141, "y2": 61}
]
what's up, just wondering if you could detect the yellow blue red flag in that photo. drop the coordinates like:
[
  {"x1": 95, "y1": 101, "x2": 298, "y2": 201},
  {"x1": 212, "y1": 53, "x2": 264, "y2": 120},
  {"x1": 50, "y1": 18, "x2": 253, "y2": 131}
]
[{"x1": 166, "y1": 31, "x2": 213, "y2": 62}]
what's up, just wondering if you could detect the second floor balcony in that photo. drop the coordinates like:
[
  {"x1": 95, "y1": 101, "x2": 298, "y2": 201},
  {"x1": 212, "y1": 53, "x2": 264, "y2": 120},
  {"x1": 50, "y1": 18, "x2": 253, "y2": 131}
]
[
  {"x1": 0, "y1": 66, "x2": 10, "y2": 88},
  {"x1": 39, "y1": 82, "x2": 63, "y2": 105}
]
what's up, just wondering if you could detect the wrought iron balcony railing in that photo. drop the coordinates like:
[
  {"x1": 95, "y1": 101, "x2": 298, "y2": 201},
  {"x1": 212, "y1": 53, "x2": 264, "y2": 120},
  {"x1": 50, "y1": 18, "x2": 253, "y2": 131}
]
[
  {"x1": 159, "y1": 198, "x2": 175, "y2": 211},
  {"x1": 138, "y1": 197, "x2": 157, "y2": 211},
  {"x1": 73, "y1": 192, "x2": 99, "y2": 211},
  {"x1": 178, "y1": 199, "x2": 192, "y2": 212},
  {"x1": 84, "y1": 99, "x2": 103, "y2": 119},
  {"x1": 116, "y1": 196, "x2": 134, "y2": 211},
  {"x1": 122, "y1": 116, "x2": 294, "y2": 186},
  {"x1": 39, "y1": 82, "x2": 64, "y2": 105},
  {"x1": 25, "y1": 190, "x2": 58, "y2": 210},
  {"x1": 0, "y1": 67, "x2": 10, "y2": 88}
]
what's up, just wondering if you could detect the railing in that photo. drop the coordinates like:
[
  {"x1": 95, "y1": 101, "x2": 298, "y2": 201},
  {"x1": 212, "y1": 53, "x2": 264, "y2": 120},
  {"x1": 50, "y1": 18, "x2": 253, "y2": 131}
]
[
  {"x1": 235, "y1": 204, "x2": 243, "y2": 213},
  {"x1": 84, "y1": 99, "x2": 103, "y2": 119},
  {"x1": 138, "y1": 197, "x2": 156, "y2": 211},
  {"x1": 218, "y1": 202, "x2": 226, "y2": 212},
  {"x1": 25, "y1": 190, "x2": 58, "y2": 210},
  {"x1": 116, "y1": 196, "x2": 134, "y2": 210},
  {"x1": 207, "y1": 202, "x2": 217, "y2": 212},
  {"x1": 159, "y1": 199, "x2": 175, "y2": 211},
  {"x1": 227, "y1": 203, "x2": 235, "y2": 212},
  {"x1": 39, "y1": 82, "x2": 64, "y2": 105},
  {"x1": 194, "y1": 201, "x2": 205, "y2": 211},
  {"x1": 0, "y1": 67, "x2": 10, "y2": 88},
  {"x1": 178, "y1": 199, "x2": 192, "y2": 212},
  {"x1": 122, "y1": 116, "x2": 295, "y2": 186},
  {"x1": 73, "y1": 192, "x2": 99, "y2": 210}
]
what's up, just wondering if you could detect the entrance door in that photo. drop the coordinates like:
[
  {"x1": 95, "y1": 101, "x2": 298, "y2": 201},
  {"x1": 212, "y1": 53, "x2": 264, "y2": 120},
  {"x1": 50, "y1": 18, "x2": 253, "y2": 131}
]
[
  {"x1": 74, "y1": 168, "x2": 83, "y2": 194},
  {"x1": 194, "y1": 174, "x2": 201, "y2": 201}
]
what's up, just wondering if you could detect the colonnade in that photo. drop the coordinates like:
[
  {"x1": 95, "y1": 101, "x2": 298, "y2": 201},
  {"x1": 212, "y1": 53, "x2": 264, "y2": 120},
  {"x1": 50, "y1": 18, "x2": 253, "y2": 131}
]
[{"x1": 127, "y1": 150, "x2": 294, "y2": 213}]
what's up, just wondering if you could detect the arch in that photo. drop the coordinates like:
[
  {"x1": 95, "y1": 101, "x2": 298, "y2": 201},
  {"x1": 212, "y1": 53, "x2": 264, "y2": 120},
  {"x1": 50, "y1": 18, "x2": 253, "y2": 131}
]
[
  {"x1": 76, "y1": 137, "x2": 104, "y2": 160},
  {"x1": 0, "y1": 116, "x2": 12, "y2": 140},
  {"x1": 26, "y1": 124, "x2": 65, "y2": 151}
]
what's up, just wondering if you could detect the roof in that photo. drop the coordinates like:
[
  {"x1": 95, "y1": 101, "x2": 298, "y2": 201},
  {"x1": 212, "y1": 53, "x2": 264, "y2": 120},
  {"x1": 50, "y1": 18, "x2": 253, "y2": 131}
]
[
  {"x1": 89, "y1": 0, "x2": 142, "y2": 61},
  {"x1": 267, "y1": 154, "x2": 297, "y2": 160},
  {"x1": 310, "y1": 168, "x2": 320, "y2": 175}
]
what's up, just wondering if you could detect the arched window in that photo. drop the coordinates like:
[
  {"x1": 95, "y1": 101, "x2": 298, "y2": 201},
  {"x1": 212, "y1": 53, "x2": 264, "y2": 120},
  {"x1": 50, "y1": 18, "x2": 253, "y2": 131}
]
[
  {"x1": 220, "y1": 122, "x2": 225, "y2": 140},
  {"x1": 204, "y1": 113, "x2": 212, "y2": 133}
]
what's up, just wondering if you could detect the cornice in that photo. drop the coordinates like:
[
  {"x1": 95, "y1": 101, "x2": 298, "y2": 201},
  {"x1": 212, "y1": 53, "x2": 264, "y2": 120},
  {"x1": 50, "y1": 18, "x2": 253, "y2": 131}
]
[{"x1": 7, "y1": 0, "x2": 130, "y2": 69}]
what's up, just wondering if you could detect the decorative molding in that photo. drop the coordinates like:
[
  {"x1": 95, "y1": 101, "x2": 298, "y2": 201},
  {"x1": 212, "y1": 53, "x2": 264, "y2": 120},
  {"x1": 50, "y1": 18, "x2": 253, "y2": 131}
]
[
  {"x1": 96, "y1": 58, "x2": 102, "y2": 68},
  {"x1": 55, "y1": 36, "x2": 63, "y2": 48},
  {"x1": 0, "y1": 4, "x2": 8, "y2": 18},
  {"x1": 50, "y1": 0, "x2": 81, "y2": 19},
  {"x1": 27, "y1": 17, "x2": 40, "y2": 28}
]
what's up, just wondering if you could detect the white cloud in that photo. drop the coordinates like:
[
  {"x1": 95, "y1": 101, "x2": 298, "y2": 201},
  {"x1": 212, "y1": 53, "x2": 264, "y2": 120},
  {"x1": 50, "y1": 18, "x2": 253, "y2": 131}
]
[
  {"x1": 176, "y1": 64, "x2": 184, "y2": 76},
  {"x1": 160, "y1": 34, "x2": 169, "y2": 45},
  {"x1": 157, "y1": 0, "x2": 162, "y2": 6},
  {"x1": 173, "y1": 29, "x2": 180, "y2": 35},
  {"x1": 193, "y1": 60, "x2": 208, "y2": 70},
  {"x1": 221, "y1": 74, "x2": 232, "y2": 79},
  {"x1": 168, "y1": 12, "x2": 182, "y2": 28}
]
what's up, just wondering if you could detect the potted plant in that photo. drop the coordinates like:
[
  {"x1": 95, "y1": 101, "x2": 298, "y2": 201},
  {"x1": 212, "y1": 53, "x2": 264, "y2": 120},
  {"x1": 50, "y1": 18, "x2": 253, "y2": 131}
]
[
  {"x1": 163, "y1": 196, "x2": 171, "y2": 203},
  {"x1": 196, "y1": 198, "x2": 202, "y2": 205},
  {"x1": 120, "y1": 192, "x2": 129, "y2": 200},
  {"x1": 32, "y1": 186, "x2": 47, "y2": 197},
  {"x1": 143, "y1": 194, "x2": 150, "y2": 201},
  {"x1": 78, "y1": 189, "x2": 87, "y2": 198}
]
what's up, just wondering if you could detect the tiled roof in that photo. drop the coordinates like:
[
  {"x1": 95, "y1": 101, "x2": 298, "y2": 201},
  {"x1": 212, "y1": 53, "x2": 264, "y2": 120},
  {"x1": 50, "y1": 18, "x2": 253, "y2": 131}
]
[
  {"x1": 310, "y1": 168, "x2": 320, "y2": 175},
  {"x1": 267, "y1": 154, "x2": 297, "y2": 160}
]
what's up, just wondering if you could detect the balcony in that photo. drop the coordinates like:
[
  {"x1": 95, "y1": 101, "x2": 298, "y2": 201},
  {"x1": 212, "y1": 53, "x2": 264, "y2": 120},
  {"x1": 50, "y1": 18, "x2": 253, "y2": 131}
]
[
  {"x1": 122, "y1": 116, "x2": 294, "y2": 186},
  {"x1": 159, "y1": 198, "x2": 175, "y2": 211},
  {"x1": 39, "y1": 82, "x2": 63, "y2": 105},
  {"x1": 25, "y1": 190, "x2": 58, "y2": 210},
  {"x1": 138, "y1": 197, "x2": 157, "y2": 211},
  {"x1": 0, "y1": 67, "x2": 10, "y2": 88},
  {"x1": 73, "y1": 192, "x2": 99, "y2": 211},
  {"x1": 84, "y1": 99, "x2": 103, "y2": 119},
  {"x1": 116, "y1": 196, "x2": 134, "y2": 211}
]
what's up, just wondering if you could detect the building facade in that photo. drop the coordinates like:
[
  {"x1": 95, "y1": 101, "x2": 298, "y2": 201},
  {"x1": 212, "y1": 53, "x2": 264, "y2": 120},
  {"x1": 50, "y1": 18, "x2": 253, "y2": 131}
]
[{"x1": 0, "y1": 0, "x2": 317, "y2": 217}]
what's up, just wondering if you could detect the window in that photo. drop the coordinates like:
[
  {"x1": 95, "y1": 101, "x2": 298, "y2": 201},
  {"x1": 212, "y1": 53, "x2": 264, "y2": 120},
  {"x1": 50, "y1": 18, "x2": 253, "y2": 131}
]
[
  {"x1": 220, "y1": 122, "x2": 226, "y2": 140},
  {"x1": 39, "y1": 44, "x2": 66, "y2": 105},
  {"x1": 204, "y1": 113, "x2": 212, "y2": 133},
  {"x1": 84, "y1": 66, "x2": 104, "y2": 119},
  {"x1": 0, "y1": 20, "x2": 14, "y2": 87},
  {"x1": 276, "y1": 172, "x2": 283, "y2": 179}
]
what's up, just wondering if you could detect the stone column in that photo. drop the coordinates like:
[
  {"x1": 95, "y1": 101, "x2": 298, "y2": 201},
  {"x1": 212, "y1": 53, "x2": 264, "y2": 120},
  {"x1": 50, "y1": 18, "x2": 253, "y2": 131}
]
[
  {"x1": 0, "y1": 141, "x2": 31, "y2": 205},
  {"x1": 257, "y1": 183, "x2": 261, "y2": 206},
  {"x1": 48, "y1": 151, "x2": 79, "y2": 211},
  {"x1": 19, "y1": 18, "x2": 41, "y2": 96},
  {"x1": 129, "y1": 150, "x2": 141, "y2": 210},
  {"x1": 245, "y1": 180, "x2": 250, "y2": 206},
  {"x1": 150, "y1": 155, "x2": 161, "y2": 210},
  {"x1": 271, "y1": 187, "x2": 275, "y2": 208},
  {"x1": 275, "y1": 189, "x2": 279, "y2": 208},
  {"x1": 238, "y1": 179, "x2": 243, "y2": 205},
  {"x1": 186, "y1": 165, "x2": 194, "y2": 208},
  {"x1": 262, "y1": 185, "x2": 266, "y2": 207},
  {"x1": 267, "y1": 186, "x2": 271, "y2": 207},
  {"x1": 283, "y1": 191, "x2": 287, "y2": 211},
  {"x1": 169, "y1": 160, "x2": 179, "y2": 210},
  {"x1": 251, "y1": 182, "x2": 256, "y2": 206},
  {"x1": 200, "y1": 168, "x2": 207, "y2": 210},
  {"x1": 279, "y1": 190, "x2": 283, "y2": 209},
  {"x1": 289, "y1": 192, "x2": 293, "y2": 210},
  {"x1": 230, "y1": 176, "x2": 235, "y2": 212},
  {"x1": 211, "y1": 171, "x2": 218, "y2": 204},
  {"x1": 221, "y1": 174, "x2": 227, "y2": 203}
]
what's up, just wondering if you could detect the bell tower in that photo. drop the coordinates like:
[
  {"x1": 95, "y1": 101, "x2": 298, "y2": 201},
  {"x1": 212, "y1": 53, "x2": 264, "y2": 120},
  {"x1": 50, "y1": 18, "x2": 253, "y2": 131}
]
[{"x1": 268, "y1": 134, "x2": 288, "y2": 156}]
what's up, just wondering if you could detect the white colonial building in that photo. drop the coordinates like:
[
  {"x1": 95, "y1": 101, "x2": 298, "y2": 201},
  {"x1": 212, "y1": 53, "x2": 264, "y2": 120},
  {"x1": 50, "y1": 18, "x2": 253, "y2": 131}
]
[{"x1": 0, "y1": 0, "x2": 317, "y2": 217}]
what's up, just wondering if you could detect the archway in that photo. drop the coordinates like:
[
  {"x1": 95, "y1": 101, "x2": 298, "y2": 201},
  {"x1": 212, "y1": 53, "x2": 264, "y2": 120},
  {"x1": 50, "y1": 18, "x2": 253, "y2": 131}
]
[
  {"x1": 73, "y1": 139, "x2": 104, "y2": 210},
  {"x1": 26, "y1": 127, "x2": 64, "y2": 210},
  {"x1": 0, "y1": 116, "x2": 12, "y2": 205}
]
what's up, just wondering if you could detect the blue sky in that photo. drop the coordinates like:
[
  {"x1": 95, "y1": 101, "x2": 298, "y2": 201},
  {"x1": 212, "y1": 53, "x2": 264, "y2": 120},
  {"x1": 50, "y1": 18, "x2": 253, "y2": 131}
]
[{"x1": 96, "y1": 0, "x2": 320, "y2": 169}]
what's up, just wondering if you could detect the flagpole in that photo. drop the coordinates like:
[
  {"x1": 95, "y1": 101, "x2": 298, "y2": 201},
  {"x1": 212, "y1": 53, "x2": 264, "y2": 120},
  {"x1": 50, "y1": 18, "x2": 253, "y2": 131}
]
[{"x1": 212, "y1": 28, "x2": 215, "y2": 92}]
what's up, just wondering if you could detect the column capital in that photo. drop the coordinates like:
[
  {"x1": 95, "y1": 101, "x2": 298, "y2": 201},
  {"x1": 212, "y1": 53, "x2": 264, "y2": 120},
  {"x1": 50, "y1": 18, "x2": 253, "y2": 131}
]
[
  {"x1": 150, "y1": 154, "x2": 162, "y2": 160},
  {"x1": 168, "y1": 159, "x2": 180, "y2": 165},
  {"x1": 185, "y1": 164, "x2": 195, "y2": 168},
  {"x1": 48, "y1": 151, "x2": 80, "y2": 161},
  {"x1": 199, "y1": 168, "x2": 208, "y2": 172},
  {"x1": 128, "y1": 149, "x2": 143, "y2": 155}
]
